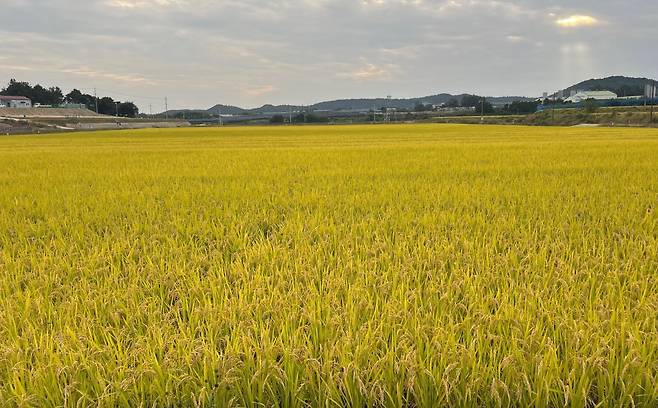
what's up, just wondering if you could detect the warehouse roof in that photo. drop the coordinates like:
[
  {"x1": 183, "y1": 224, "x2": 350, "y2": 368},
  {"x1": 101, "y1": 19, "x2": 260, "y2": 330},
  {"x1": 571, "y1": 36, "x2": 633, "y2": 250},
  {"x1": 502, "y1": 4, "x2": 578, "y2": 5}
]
[{"x1": 0, "y1": 95, "x2": 31, "y2": 100}]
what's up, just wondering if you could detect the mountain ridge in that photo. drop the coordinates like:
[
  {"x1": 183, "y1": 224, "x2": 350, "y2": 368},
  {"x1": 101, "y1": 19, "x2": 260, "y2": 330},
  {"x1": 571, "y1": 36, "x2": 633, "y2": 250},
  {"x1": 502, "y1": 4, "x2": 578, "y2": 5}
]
[
  {"x1": 166, "y1": 75, "x2": 657, "y2": 116},
  {"x1": 171, "y1": 94, "x2": 533, "y2": 117}
]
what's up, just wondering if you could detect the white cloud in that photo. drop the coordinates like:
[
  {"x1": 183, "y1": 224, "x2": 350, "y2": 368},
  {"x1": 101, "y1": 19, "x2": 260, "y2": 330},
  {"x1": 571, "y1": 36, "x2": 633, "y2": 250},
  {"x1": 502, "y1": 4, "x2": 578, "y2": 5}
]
[
  {"x1": 245, "y1": 85, "x2": 277, "y2": 97},
  {"x1": 380, "y1": 46, "x2": 422, "y2": 59},
  {"x1": 336, "y1": 63, "x2": 397, "y2": 81},
  {"x1": 556, "y1": 15, "x2": 599, "y2": 28},
  {"x1": 106, "y1": 0, "x2": 187, "y2": 9}
]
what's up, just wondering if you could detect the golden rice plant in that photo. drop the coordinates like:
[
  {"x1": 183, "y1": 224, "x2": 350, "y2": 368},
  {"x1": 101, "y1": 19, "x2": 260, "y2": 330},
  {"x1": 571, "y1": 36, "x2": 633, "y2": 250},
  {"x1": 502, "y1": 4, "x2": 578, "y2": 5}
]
[{"x1": 0, "y1": 124, "x2": 656, "y2": 406}]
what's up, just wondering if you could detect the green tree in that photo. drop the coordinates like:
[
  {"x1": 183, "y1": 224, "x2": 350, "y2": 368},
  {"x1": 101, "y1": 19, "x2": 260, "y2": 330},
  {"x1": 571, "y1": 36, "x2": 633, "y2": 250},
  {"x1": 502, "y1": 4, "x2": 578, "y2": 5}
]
[
  {"x1": 583, "y1": 98, "x2": 598, "y2": 113},
  {"x1": 414, "y1": 103, "x2": 429, "y2": 112},
  {"x1": 1, "y1": 80, "x2": 63, "y2": 105},
  {"x1": 118, "y1": 102, "x2": 139, "y2": 118},
  {"x1": 502, "y1": 101, "x2": 540, "y2": 115},
  {"x1": 292, "y1": 112, "x2": 327, "y2": 123},
  {"x1": 1, "y1": 79, "x2": 32, "y2": 99},
  {"x1": 65, "y1": 89, "x2": 96, "y2": 109},
  {"x1": 65, "y1": 89, "x2": 85, "y2": 103},
  {"x1": 32, "y1": 84, "x2": 63, "y2": 105},
  {"x1": 460, "y1": 94, "x2": 481, "y2": 108},
  {"x1": 97, "y1": 97, "x2": 116, "y2": 115}
]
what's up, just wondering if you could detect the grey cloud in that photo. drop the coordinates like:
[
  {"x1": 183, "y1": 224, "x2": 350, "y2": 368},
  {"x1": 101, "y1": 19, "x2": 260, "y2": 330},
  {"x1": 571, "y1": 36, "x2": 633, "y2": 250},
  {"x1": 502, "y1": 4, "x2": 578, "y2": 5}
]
[{"x1": 0, "y1": 0, "x2": 656, "y2": 110}]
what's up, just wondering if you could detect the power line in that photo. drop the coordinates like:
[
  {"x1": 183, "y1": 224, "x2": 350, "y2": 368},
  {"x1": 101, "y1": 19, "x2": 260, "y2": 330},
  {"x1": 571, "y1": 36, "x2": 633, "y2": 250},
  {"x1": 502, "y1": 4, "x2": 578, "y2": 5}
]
[
  {"x1": 88, "y1": 88, "x2": 163, "y2": 101},
  {"x1": 77, "y1": 86, "x2": 166, "y2": 112}
]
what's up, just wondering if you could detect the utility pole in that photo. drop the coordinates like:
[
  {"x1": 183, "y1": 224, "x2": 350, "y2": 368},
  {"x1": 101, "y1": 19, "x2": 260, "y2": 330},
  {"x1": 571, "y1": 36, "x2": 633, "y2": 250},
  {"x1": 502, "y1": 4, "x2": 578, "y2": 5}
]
[
  {"x1": 651, "y1": 81, "x2": 656, "y2": 125},
  {"x1": 385, "y1": 95, "x2": 391, "y2": 122},
  {"x1": 289, "y1": 107, "x2": 293, "y2": 125},
  {"x1": 149, "y1": 104, "x2": 152, "y2": 116},
  {"x1": 480, "y1": 98, "x2": 485, "y2": 122},
  {"x1": 115, "y1": 101, "x2": 119, "y2": 117},
  {"x1": 164, "y1": 97, "x2": 168, "y2": 120},
  {"x1": 649, "y1": 102, "x2": 653, "y2": 125},
  {"x1": 94, "y1": 88, "x2": 98, "y2": 113}
]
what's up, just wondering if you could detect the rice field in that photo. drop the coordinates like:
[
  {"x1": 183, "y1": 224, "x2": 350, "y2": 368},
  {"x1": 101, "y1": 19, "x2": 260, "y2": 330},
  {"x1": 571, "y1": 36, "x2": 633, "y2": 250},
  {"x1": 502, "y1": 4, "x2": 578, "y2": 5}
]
[{"x1": 0, "y1": 124, "x2": 657, "y2": 407}]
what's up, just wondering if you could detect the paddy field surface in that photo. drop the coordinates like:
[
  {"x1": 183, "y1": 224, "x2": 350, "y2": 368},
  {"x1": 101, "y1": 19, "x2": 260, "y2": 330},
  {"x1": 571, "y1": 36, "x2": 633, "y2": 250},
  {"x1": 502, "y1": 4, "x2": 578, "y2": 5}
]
[{"x1": 0, "y1": 124, "x2": 657, "y2": 406}]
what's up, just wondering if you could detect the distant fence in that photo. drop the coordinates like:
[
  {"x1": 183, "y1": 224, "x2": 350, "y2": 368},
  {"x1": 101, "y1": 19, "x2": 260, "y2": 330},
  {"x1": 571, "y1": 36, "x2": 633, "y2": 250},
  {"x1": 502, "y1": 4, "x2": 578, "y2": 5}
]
[{"x1": 538, "y1": 98, "x2": 658, "y2": 112}]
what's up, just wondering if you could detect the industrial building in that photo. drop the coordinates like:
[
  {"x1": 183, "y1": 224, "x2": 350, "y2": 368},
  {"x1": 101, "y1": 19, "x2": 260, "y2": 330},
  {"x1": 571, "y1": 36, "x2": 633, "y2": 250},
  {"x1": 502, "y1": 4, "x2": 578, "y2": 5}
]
[
  {"x1": 0, "y1": 95, "x2": 32, "y2": 108},
  {"x1": 564, "y1": 91, "x2": 618, "y2": 104}
]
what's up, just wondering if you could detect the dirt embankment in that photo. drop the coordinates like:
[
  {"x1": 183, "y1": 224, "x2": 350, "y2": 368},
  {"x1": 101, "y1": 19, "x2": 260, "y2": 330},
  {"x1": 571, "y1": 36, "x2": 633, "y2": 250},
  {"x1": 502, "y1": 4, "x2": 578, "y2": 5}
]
[
  {"x1": 524, "y1": 106, "x2": 657, "y2": 127},
  {"x1": 429, "y1": 106, "x2": 658, "y2": 127},
  {"x1": 0, "y1": 107, "x2": 106, "y2": 118},
  {"x1": 1, "y1": 107, "x2": 190, "y2": 134}
]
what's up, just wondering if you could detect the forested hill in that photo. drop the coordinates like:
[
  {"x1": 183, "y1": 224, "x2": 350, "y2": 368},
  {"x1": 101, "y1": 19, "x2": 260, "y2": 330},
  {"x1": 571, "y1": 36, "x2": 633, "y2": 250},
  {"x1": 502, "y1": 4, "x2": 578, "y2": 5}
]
[
  {"x1": 250, "y1": 94, "x2": 532, "y2": 114},
  {"x1": 563, "y1": 76, "x2": 656, "y2": 97},
  {"x1": 174, "y1": 75, "x2": 657, "y2": 117},
  {"x1": 196, "y1": 94, "x2": 532, "y2": 116}
]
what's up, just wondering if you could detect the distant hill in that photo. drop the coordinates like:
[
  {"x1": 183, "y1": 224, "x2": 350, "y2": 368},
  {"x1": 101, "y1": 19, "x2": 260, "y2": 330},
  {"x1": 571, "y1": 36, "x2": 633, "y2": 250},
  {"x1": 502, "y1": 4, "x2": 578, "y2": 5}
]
[
  {"x1": 242, "y1": 94, "x2": 533, "y2": 114},
  {"x1": 164, "y1": 94, "x2": 533, "y2": 117},
  {"x1": 562, "y1": 76, "x2": 656, "y2": 97},
  {"x1": 163, "y1": 75, "x2": 657, "y2": 117},
  {"x1": 206, "y1": 104, "x2": 250, "y2": 116}
]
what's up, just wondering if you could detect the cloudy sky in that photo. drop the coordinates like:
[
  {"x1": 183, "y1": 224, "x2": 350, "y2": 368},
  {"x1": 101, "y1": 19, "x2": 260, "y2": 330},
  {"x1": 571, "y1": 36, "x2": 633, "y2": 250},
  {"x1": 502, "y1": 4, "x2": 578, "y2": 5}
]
[{"x1": 1, "y1": 0, "x2": 656, "y2": 110}]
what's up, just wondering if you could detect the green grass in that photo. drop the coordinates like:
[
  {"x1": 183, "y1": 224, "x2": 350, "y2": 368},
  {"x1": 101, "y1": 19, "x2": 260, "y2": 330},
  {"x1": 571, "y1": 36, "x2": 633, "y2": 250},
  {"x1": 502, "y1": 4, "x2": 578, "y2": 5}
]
[{"x1": 0, "y1": 124, "x2": 657, "y2": 407}]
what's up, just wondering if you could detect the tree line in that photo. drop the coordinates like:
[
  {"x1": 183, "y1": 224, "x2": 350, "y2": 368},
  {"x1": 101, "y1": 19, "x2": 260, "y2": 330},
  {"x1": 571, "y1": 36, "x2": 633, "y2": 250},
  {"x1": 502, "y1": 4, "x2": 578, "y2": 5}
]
[
  {"x1": 413, "y1": 95, "x2": 496, "y2": 114},
  {"x1": 270, "y1": 112, "x2": 328, "y2": 124},
  {"x1": 1, "y1": 79, "x2": 139, "y2": 117},
  {"x1": 267, "y1": 95, "x2": 542, "y2": 124}
]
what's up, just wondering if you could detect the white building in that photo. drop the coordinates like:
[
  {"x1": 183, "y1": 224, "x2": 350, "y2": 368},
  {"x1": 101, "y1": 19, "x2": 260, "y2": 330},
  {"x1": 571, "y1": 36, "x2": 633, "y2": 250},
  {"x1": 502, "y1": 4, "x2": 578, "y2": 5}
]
[
  {"x1": 564, "y1": 91, "x2": 617, "y2": 104},
  {"x1": 0, "y1": 95, "x2": 32, "y2": 108}
]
